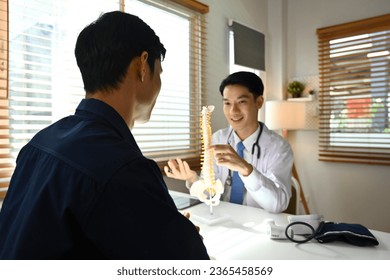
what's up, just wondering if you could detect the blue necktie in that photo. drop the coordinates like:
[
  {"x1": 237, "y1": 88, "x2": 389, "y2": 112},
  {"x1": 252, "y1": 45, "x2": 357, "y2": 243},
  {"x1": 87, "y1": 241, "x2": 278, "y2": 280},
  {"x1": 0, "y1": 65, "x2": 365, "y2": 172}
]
[{"x1": 230, "y1": 141, "x2": 245, "y2": 204}]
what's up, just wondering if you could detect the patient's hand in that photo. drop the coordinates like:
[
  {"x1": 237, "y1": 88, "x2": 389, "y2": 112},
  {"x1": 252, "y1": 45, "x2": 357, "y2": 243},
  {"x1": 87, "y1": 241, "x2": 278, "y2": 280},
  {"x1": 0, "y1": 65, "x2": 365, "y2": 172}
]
[
  {"x1": 183, "y1": 212, "x2": 203, "y2": 240},
  {"x1": 164, "y1": 158, "x2": 198, "y2": 183}
]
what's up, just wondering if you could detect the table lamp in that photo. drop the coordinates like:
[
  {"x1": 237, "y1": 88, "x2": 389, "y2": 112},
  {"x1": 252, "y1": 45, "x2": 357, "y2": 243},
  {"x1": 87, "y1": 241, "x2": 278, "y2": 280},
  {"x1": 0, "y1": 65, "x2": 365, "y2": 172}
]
[
  {"x1": 264, "y1": 100, "x2": 310, "y2": 214},
  {"x1": 265, "y1": 100, "x2": 306, "y2": 137}
]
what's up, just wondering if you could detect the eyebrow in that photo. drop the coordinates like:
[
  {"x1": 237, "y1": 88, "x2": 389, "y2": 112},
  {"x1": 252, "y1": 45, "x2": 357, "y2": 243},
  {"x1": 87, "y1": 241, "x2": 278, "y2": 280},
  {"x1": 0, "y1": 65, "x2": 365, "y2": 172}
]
[{"x1": 223, "y1": 94, "x2": 251, "y2": 101}]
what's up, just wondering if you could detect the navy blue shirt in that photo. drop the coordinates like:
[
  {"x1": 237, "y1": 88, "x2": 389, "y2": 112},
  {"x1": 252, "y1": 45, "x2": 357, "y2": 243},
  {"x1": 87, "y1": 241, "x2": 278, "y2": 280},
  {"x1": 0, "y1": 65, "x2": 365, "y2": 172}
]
[{"x1": 0, "y1": 98, "x2": 209, "y2": 260}]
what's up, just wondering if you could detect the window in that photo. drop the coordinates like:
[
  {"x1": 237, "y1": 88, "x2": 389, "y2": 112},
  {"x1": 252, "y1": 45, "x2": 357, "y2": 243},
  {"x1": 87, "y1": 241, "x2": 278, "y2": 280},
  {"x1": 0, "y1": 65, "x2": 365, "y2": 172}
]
[
  {"x1": 126, "y1": 0, "x2": 207, "y2": 168},
  {"x1": 317, "y1": 14, "x2": 390, "y2": 165},
  {"x1": 0, "y1": 0, "x2": 208, "y2": 199}
]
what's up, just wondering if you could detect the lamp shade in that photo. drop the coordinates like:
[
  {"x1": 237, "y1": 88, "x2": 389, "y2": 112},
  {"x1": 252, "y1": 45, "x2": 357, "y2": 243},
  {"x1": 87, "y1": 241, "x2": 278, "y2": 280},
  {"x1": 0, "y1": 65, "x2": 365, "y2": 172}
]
[{"x1": 265, "y1": 100, "x2": 306, "y2": 130}]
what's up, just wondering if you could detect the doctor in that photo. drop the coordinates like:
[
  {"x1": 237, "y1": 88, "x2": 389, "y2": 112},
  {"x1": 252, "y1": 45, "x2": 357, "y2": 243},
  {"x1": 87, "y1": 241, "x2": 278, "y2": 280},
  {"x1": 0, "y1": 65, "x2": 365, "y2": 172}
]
[{"x1": 165, "y1": 71, "x2": 293, "y2": 213}]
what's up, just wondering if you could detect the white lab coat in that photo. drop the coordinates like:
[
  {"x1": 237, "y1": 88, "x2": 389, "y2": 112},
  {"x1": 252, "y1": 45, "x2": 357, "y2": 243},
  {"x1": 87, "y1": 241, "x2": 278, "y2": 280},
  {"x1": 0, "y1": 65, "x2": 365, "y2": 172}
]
[{"x1": 189, "y1": 123, "x2": 293, "y2": 213}]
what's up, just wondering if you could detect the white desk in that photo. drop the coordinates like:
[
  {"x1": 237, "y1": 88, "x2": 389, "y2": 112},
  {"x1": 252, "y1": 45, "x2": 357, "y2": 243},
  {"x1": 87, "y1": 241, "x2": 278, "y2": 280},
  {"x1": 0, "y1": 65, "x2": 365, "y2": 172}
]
[{"x1": 171, "y1": 191, "x2": 390, "y2": 260}]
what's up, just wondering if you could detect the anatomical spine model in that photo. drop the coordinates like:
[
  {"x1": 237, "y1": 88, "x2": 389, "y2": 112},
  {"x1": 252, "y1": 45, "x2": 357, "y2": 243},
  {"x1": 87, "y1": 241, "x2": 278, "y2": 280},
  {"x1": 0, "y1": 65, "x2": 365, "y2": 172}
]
[{"x1": 190, "y1": 105, "x2": 224, "y2": 207}]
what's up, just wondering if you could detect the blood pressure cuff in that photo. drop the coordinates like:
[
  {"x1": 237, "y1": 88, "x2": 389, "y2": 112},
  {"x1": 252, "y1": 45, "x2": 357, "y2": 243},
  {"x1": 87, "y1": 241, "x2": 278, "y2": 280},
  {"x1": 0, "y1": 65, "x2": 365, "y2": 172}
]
[{"x1": 315, "y1": 222, "x2": 379, "y2": 246}]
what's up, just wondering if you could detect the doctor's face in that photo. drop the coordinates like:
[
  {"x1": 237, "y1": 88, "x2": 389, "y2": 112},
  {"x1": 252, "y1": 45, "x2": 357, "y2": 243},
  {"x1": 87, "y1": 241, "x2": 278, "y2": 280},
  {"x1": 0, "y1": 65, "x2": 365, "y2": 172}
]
[{"x1": 222, "y1": 84, "x2": 263, "y2": 140}]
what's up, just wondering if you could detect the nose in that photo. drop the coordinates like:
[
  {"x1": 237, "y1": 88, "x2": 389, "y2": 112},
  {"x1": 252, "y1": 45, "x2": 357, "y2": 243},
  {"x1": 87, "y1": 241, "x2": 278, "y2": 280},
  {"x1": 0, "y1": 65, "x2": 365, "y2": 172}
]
[{"x1": 230, "y1": 103, "x2": 240, "y2": 114}]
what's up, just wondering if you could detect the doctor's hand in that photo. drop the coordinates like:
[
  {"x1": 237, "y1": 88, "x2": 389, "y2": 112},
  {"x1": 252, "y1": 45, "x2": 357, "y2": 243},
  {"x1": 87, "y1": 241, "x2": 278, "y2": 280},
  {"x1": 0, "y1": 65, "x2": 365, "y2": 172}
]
[
  {"x1": 164, "y1": 158, "x2": 198, "y2": 183},
  {"x1": 211, "y1": 144, "x2": 253, "y2": 176}
]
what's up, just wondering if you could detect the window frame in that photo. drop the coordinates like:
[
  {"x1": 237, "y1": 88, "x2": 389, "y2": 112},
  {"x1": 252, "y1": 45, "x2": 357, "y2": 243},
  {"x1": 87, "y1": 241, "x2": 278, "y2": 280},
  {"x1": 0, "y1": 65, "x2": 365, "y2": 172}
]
[{"x1": 316, "y1": 13, "x2": 390, "y2": 165}]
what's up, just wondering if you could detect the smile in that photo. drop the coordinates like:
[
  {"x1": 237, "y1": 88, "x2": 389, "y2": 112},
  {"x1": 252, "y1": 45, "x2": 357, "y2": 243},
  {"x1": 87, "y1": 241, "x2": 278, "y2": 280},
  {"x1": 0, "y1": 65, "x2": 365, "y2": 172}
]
[{"x1": 231, "y1": 117, "x2": 243, "y2": 122}]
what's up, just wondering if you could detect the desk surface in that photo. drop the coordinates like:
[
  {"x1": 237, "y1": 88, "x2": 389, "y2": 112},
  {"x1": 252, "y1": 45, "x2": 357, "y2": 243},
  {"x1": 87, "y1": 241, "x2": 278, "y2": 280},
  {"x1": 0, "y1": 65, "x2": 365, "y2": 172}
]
[{"x1": 171, "y1": 191, "x2": 390, "y2": 260}]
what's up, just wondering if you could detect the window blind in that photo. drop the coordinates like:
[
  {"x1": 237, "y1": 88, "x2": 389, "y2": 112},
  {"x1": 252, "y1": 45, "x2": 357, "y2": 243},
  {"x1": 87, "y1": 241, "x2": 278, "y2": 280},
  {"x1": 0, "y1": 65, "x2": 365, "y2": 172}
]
[
  {"x1": 0, "y1": 0, "x2": 208, "y2": 199},
  {"x1": 0, "y1": 0, "x2": 10, "y2": 199},
  {"x1": 126, "y1": 0, "x2": 208, "y2": 169},
  {"x1": 317, "y1": 14, "x2": 390, "y2": 165},
  {"x1": 0, "y1": 0, "x2": 120, "y2": 199}
]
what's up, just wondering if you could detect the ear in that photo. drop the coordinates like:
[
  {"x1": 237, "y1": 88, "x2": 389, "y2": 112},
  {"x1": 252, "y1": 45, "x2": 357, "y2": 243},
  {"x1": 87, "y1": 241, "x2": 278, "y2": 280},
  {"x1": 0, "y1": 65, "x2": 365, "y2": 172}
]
[
  {"x1": 139, "y1": 51, "x2": 149, "y2": 82},
  {"x1": 256, "y1": 96, "x2": 264, "y2": 109}
]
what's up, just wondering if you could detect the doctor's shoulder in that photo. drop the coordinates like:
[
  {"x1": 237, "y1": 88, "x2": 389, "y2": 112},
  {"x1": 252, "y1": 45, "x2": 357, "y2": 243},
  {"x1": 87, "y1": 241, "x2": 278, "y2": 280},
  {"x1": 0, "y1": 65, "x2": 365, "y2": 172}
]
[{"x1": 264, "y1": 126, "x2": 291, "y2": 149}]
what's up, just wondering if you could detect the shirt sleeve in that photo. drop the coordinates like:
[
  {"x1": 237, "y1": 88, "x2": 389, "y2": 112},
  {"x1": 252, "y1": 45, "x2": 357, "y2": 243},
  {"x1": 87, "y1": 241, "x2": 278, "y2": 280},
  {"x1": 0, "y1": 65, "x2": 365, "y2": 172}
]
[
  {"x1": 241, "y1": 137, "x2": 293, "y2": 213},
  {"x1": 84, "y1": 157, "x2": 210, "y2": 260}
]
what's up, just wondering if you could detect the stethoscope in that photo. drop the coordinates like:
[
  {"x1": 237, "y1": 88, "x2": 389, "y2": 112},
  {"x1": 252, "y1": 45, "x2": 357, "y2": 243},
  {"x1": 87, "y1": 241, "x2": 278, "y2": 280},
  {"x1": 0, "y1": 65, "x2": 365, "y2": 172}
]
[{"x1": 225, "y1": 122, "x2": 264, "y2": 187}]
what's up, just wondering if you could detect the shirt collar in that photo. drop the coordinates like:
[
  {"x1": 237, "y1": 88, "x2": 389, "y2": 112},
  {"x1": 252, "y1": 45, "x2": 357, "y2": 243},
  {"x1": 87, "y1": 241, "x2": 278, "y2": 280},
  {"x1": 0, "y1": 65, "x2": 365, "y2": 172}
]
[
  {"x1": 75, "y1": 98, "x2": 135, "y2": 142},
  {"x1": 232, "y1": 123, "x2": 261, "y2": 151}
]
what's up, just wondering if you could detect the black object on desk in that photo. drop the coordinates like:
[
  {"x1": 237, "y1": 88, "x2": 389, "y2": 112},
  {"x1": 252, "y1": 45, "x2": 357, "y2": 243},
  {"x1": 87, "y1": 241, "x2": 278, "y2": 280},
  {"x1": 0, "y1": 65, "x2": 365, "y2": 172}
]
[{"x1": 171, "y1": 194, "x2": 201, "y2": 210}]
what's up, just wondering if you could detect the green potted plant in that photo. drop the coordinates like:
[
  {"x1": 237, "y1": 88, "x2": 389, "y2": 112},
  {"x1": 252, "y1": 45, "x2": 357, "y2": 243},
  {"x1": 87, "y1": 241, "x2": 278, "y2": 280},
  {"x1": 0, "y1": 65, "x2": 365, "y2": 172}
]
[{"x1": 287, "y1": 81, "x2": 305, "y2": 98}]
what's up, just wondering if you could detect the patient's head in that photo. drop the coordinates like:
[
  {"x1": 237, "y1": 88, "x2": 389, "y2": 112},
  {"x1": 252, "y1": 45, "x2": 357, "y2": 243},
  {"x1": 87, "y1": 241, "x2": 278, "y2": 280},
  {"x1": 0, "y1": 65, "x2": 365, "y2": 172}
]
[{"x1": 75, "y1": 11, "x2": 166, "y2": 94}]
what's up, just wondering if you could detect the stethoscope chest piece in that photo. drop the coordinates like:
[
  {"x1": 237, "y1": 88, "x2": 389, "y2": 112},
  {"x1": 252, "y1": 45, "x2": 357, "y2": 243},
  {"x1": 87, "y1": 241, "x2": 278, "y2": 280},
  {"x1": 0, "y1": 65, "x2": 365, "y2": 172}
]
[{"x1": 225, "y1": 174, "x2": 232, "y2": 186}]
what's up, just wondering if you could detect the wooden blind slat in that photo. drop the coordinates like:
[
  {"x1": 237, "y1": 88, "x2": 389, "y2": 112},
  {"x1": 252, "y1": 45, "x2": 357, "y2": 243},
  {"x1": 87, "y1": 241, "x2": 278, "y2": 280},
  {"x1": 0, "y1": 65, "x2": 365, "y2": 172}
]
[
  {"x1": 317, "y1": 14, "x2": 390, "y2": 39},
  {"x1": 171, "y1": 0, "x2": 209, "y2": 14},
  {"x1": 0, "y1": 0, "x2": 8, "y2": 200}
]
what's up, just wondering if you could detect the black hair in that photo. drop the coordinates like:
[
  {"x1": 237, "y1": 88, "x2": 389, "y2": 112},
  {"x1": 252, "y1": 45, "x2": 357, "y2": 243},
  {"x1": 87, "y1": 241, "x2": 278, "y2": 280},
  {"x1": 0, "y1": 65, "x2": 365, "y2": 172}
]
[
  {"x1": 75, "y1": 11, "x2": 166, "y2": 93},
  {"x1": 219, "y1": 71, "x2": 264, "y2": 98}
]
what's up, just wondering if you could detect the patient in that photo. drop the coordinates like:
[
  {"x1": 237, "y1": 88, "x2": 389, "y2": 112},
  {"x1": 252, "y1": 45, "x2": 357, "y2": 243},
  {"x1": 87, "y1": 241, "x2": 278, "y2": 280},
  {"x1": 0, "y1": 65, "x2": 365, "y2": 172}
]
[{"x1": 0, "y1": 11, "x2": 209, "y2": 260}]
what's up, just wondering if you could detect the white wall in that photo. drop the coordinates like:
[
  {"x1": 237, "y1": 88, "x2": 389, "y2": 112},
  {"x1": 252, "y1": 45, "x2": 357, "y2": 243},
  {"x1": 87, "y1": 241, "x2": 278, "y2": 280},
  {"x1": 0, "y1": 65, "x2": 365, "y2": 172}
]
[
  {"x1": 165, "y1": 0, "x2": 390, "y2": 233},
  {"x1": 201, "y1": 0, "x2": 268, "y2": 131}
]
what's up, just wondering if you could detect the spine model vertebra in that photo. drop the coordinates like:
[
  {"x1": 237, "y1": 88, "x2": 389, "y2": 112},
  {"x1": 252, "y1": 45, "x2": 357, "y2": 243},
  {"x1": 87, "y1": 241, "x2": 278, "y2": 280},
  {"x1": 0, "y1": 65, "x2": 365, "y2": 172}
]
[{"x1": 190, "y1": 105, "x2": 224, "y2": 206}]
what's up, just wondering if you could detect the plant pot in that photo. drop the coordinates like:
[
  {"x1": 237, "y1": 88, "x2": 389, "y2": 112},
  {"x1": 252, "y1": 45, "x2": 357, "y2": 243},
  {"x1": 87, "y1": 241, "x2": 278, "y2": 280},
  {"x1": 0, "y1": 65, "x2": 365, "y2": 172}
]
[{"x1": 292, "y1": 92, "x2": 301, "y2": 98}]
